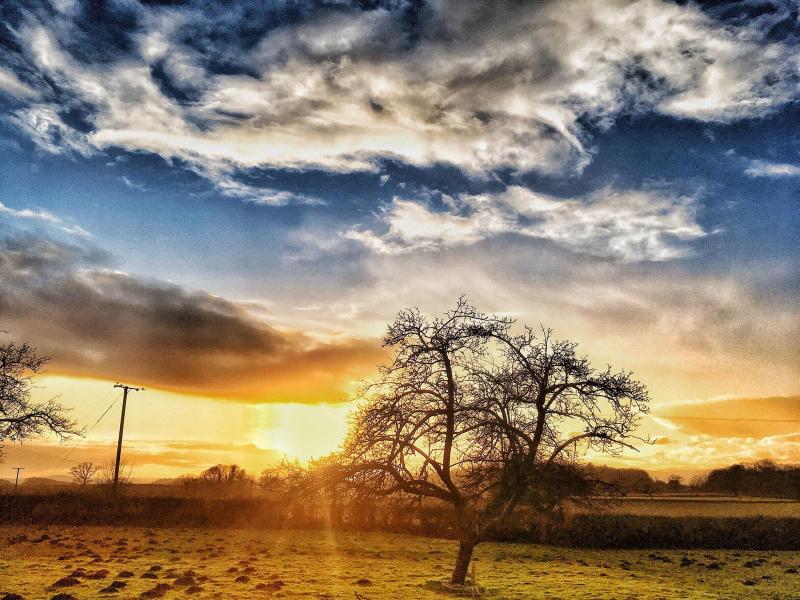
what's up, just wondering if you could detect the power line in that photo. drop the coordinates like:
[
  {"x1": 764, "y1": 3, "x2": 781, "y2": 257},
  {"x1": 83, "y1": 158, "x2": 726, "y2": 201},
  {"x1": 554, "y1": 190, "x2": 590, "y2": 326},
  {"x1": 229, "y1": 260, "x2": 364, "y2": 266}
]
[
  {"x1": 53, "y1": 394, "x2": 121, "y2": 471},
  {"x1": 87, "y1": 397, "x2": 119, "y2": 433},
  {"x1": 77, "y1": 387, "x2": 114, "y2": 426}
]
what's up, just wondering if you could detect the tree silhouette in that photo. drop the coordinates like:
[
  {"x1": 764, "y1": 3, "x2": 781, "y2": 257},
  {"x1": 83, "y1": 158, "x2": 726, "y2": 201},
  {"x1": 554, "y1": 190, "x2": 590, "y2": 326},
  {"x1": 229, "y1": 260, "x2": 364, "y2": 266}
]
[
  {"x1": 666, "y1": 474, "x2": 683, "y2": 492},
  {"x1": 337, "y1": 299, "x2": 649, "y2": 584},
  {"x1": 70, "y1": 461, "x2": 100, "y2": 486},
  {"x1": 200, "y1": 464, "x2": 252, "y2": 485},
  {"x1": 0, "y1": 339, "x2": 80, "y2": 461}
]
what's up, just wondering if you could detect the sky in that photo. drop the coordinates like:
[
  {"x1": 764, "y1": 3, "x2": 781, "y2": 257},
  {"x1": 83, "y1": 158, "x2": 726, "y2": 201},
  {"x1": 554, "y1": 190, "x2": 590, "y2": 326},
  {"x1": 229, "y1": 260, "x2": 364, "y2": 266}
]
[{"x1": 0, "y1": 0, "x2": 798, "y2": 481}]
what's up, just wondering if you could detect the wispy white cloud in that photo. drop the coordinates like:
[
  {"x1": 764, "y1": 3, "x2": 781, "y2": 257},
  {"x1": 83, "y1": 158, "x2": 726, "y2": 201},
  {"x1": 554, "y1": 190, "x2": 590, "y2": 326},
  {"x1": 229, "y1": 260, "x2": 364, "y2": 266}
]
[
  {"x1": 346, "y1": 186, "x2": 706, "y2": 262},
  {"x1": 0, "y1": 200, "x2": 90, "y2": 237},
  {"x1": 745, "y1": 159, "x2": 800, "y2": 178},
  {"x1": 6, "y1": 24, "x2": 314, "y2": 205},
  {"x1": 190, "y1": 165, "x2": 323, "y2": 206},
  {"x1": 8, "y1": 105, "x2": 94, "y2": 157},
  {"x1": 4, "y1": 0, "x2": 800, "y2": 185},
  {"x1": 121, "y1": 176, "x2": 147, "y2": 192},
  {"x1": 0, "y1": 65, "x2": 40, "y2": 100}
]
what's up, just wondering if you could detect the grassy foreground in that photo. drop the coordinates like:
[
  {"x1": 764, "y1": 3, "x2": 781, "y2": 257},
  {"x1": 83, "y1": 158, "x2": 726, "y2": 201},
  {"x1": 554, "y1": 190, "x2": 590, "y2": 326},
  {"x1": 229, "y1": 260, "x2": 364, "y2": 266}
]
[{"x1": 2, "y1": 525, "x2": 800, "y2": 599}]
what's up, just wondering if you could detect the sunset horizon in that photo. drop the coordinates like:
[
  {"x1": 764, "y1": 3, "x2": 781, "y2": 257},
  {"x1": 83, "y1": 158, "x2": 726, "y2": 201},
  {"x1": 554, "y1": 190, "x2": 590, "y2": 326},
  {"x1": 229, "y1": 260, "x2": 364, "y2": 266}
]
[
  {"x1": 4, "y1": 368, "x2": 800, "y2": 483},
  {"x1": 2, "y1": 3, "x2": 800, "y2": 598},
  {"x1": 0, "y1": 0, "x2": 798, "y2": 486}
]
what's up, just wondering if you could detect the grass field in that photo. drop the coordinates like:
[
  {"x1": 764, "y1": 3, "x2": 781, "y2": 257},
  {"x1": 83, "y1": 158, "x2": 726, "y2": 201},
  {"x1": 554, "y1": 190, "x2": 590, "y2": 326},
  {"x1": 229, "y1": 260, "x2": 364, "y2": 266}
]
[
  {"x1": 2, "y1": 525, "x2": 800, "y2": 599},
  {"x1": 586, "y1": 496, "x2": 800, "y2": 518}
]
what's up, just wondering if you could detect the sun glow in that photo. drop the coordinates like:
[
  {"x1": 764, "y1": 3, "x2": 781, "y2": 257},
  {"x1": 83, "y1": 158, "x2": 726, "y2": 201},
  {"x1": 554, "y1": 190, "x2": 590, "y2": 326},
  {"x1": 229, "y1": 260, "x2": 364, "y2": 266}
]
[{"x1": 253, "y1": 402, "x2": 354, "y2": 462}]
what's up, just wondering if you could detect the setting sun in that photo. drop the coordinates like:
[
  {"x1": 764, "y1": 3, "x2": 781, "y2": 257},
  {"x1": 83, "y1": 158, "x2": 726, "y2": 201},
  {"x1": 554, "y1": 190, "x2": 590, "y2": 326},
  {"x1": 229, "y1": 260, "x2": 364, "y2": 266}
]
[{"x1": 252, "y1": 403, "x2": 354, "y2": 463}]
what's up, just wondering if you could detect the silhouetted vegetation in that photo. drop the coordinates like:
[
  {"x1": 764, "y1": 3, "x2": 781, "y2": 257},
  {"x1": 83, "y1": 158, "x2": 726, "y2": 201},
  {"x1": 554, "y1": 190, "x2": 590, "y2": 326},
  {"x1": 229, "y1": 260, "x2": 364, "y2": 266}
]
[
  {"x1": 4, "y1": 311, "x2": 798, "y2": 581},
  {"x1": 177, "y1": 464, "x2": 257, "y2": 497},
  {"x1": 319, "y1": 299, "x2": 649, "y2": 583},
  {"x1": 70, "y1": 461, "x2": 100, "y2": 486},
  {"x1": 0, "y1": 338, "x2": 81, "y2": 460},
  {"x1": 703, "y1": 460, "x2": 800, "y2": 499},
  {"x1": 98, "y1": 456, "x2": 133, "y2": 487}
]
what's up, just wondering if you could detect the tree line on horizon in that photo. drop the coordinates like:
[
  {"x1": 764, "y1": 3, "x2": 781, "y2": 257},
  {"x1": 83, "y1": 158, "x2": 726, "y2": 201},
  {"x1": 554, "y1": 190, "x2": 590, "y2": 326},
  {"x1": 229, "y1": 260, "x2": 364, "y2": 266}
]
[{"x1": 8, "y1": 458, "x2": 799, "y2": 503}]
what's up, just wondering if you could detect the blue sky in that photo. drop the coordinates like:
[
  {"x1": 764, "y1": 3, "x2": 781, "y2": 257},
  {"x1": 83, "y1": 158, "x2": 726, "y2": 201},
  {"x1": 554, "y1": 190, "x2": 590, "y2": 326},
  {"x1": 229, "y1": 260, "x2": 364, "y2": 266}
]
[{"x1": 0, "y1": 0, "x2": 798, "y2": 477}]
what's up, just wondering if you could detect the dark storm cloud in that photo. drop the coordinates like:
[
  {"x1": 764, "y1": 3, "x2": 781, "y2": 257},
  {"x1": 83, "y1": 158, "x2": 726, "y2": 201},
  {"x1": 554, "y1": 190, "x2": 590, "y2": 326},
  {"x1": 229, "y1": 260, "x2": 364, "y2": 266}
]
[{"x1": 0, "y1": 234, "x2": 381, "y2": 402}]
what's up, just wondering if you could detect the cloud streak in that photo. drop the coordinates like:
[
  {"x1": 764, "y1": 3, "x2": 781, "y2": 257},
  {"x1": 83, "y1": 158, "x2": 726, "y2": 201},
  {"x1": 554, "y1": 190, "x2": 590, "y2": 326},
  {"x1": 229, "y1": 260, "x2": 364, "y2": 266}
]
[
  {"x1": 0, "y1": 199, "x2": 90, "y2": 237},
  {"x1": 346, "y1": 186, "x2": 706, "y2": 262},
  {"x1": 745, "y1": 160, "x2": 800, "y2": 178},
  {"x1": 0, "y1": 65, "x2": 40, "y2": 100}
]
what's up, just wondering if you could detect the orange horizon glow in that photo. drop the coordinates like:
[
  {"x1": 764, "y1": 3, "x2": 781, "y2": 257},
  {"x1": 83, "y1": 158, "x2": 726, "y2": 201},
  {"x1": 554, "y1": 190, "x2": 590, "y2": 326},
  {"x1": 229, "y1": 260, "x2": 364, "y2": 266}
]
[{"x1": 2, "y1": 369, "x2": 798, "y2": 482}]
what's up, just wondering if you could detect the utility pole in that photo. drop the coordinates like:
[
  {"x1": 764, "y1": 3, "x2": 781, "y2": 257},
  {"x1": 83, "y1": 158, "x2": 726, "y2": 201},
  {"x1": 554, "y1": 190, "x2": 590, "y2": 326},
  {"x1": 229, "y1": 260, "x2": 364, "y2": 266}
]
[
  {"x1": 12, "y1": 467, "x2": 24, "y2": 491},
  {"x1": 112, "y1": 383, "x2": 143, "y2": 496}
]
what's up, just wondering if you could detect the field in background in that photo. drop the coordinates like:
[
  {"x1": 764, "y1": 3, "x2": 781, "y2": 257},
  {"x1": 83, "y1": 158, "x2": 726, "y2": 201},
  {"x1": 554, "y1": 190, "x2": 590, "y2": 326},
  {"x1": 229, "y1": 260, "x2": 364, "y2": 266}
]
[
  {"x1": 2, "y1": 525, "x2": 800, "y2": 599},
  {"x1": 581, "y1": 496, "x2": 800, "y2": 518}
]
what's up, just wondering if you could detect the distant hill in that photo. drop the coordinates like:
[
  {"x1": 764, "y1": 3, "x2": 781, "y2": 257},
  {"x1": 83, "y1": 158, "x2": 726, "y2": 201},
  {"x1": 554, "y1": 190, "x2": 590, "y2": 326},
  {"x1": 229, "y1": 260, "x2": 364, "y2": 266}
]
[
  {"x1": 585, "y1": 465, "x2": 656, "y2": 493},
  {"x1": 150, "y1": 478, "x2": 181, "y2": 485},
  {"x1": 22, "y1": 477, "x2": 72, "y2": 487},
  {"x1": 41, "y1": 474, "x2": 73, "y2": 483}
]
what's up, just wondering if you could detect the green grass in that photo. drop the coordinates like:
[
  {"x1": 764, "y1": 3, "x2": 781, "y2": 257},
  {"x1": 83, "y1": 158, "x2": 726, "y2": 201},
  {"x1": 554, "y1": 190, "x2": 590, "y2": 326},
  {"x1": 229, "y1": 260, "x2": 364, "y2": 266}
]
[{"x1": 2, "y1": 525, "x2": 800, "y2": 599}]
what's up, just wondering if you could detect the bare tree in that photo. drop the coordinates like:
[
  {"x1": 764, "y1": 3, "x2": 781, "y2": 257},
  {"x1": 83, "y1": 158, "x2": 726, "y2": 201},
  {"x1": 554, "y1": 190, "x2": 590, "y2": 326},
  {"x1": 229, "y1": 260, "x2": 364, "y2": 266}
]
[
  {"x1": 0, "y1": 339, "x2": 81, "y2": 460},
  {"x1": 70, "y1": 461, "x2": 100, "y2": 486},
  {"x1": 688, "y1": 473, "x2": 707, "y2": 490},
  {"x1": 99, "y1": 457, "x2": 133, "y2": 487},
  {"x1": 666, "y1": 474, "x2": 683, "y2": 492},
  {"x1": 175, "y1": 464, "x2": 255, "y2": 497},
  {"x1": 337, "y1": 299, "x2": 649, "y2": 584},
  {"x1": 259, "y1": 459, "x2": 315, "y2": 521},
  {"x1": 260, "y1": 460, "x2": 308, "y2": 499}
]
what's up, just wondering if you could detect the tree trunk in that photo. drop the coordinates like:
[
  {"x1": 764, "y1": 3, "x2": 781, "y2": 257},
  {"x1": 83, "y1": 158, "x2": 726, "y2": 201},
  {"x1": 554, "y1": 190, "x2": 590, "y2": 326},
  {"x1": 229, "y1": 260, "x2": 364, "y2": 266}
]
[{"x1": 450, "y1": 539, "x2": 476, "y2": 585}]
